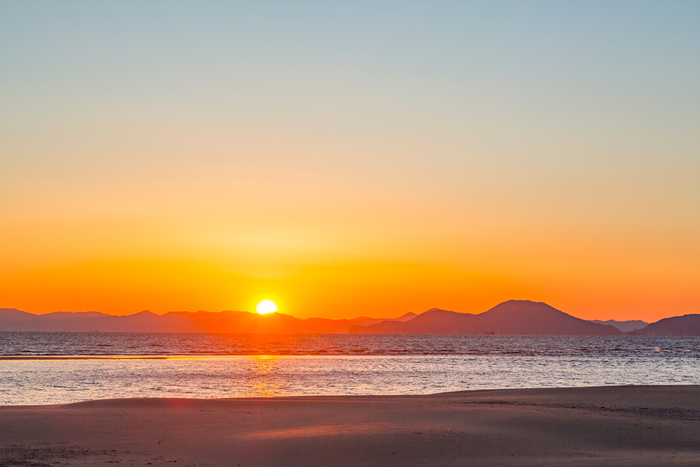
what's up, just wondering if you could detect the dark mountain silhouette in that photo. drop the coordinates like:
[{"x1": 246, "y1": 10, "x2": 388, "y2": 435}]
[
  {"x1": 588, "y1": 319, "x2": 648, "y2": 333},
  {"x1": 0, "y1": 308, "x2": 405, "y2": 334},
  {"x1": 393, "y1": 312, "x2": 418, "y2": 322},
  {"x1": 349, "y1": 301, "x2": 622, "y2": 335},
  {"x1": 630, "y1": 314, "x2": 700, "y2": 336},
  {"x1": 2, "y1": 304, "x2": 696, "y2": 335}
]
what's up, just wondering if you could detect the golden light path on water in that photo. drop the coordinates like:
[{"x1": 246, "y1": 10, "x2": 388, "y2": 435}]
[{"x1": 247, "y1": 356, "x2": 283, "y2": 398}]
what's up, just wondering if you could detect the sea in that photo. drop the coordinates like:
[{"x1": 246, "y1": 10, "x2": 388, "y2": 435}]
[{"x1": 1, "y1": 333, "x2": 698, "y2": 405}]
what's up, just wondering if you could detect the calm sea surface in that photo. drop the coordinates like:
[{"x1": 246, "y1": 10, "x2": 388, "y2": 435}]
[{"x1": 1, "y1": 333, "x2": 698, "y2": 405}]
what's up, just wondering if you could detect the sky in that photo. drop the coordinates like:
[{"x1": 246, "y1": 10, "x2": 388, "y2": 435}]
[{"x1": 1, "y1": 1, "x2": 698, "y2": 322}]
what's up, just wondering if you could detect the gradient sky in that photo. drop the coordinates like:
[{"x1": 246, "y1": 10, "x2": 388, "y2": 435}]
[{"x1": 1, "y1": 1, "x2": 698, "y2": 321}]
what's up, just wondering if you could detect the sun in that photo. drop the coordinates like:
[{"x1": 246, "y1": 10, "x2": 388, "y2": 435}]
[{"x1": 256, "y1": 299, "x2": 278, "y2": 315}]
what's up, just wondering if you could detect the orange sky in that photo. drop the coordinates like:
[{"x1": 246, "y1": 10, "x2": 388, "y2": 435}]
[
  {"x1": 1, "y1": 3, "x2": 698, "y2": 323},
  {"x1": 2, "y1": 147, "x2": 697, "y2": 322}
]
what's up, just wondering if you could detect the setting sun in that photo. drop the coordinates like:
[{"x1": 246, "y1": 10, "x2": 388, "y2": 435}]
[{"x1": 256, "y1": 299, "x2": 278, "y2": 315}]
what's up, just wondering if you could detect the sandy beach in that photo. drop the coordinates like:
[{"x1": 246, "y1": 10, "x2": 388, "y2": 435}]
[{"x1": 1, "y1": 385, "x2": 698, "y2": 467}]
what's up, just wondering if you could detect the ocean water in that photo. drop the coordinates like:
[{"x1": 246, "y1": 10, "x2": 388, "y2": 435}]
[{"x1": 0, "y1": 333, "x2": 698, "y2": 405}]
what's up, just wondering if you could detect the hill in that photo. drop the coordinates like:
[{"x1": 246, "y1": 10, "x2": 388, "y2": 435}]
[
  {"x1": 630, "y1": 314, "x2": 700, "y2": 336},
  {"x1": 349, "y1": 301, "x2": 621, "y2": 335}
]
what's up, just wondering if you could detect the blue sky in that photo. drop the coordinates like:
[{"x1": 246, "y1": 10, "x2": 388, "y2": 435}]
[{"x1": 1, "y1": 1, "x2": 699, "y2": 319}]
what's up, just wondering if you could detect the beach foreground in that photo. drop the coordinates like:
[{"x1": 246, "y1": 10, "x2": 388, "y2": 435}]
[{"x1": 1, "y1": 386, "x2": 698, "y2": 467}]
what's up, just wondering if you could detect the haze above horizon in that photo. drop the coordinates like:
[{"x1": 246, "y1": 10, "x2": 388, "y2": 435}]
[{"x1": 1, "y1": 1, "x2": 698, "y2": 322}]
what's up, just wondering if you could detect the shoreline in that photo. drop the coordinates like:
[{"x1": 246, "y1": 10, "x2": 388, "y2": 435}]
[{"x1": 1, "y1": 385, "x2": 698, "y2": 466}]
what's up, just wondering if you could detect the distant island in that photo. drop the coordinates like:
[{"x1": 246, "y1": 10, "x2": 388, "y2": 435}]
[
  {"x1": 349, "y1": 301, "x2": 621, "y2": 335},
  {"x1": 588, "y1": 319, "x2": 648, "y2": 333},
  {"x1": 1, "y1": 300, "x2": 698, "y2": 336}
]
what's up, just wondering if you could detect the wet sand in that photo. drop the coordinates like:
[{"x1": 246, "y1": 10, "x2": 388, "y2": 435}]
[{"x1": 1, "y1": 385, "x2": 698, "y2": 466}]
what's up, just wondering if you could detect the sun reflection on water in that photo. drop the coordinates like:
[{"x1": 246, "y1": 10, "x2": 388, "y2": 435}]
[{"x1": 245, "y1": 355, "x2": 282, "y2": 398}]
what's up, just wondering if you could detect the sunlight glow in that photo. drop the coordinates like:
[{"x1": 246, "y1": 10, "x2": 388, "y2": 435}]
[{"x1": 256, "y1": 299, "x2": 278, "y2": 315}]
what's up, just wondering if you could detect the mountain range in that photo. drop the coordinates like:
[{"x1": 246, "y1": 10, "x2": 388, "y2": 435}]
[
  {"x1": 1, "y1": 300, "x2": 698, "y2": 336},
  {"x1": 0, "y1": 308, "x2": 416, "y2": 334},
  {"x1": 349, "y1": 301, "x2": 621, "y2": 335}
]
